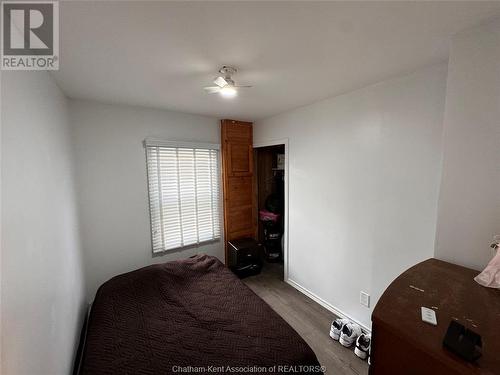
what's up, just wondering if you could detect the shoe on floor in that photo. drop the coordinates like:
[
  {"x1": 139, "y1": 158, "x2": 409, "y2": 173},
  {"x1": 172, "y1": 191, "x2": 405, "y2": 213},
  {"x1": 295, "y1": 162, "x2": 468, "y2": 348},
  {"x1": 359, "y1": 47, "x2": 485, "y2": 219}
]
[
  {"x1": 329, "y1": 318, "x2": 349, "y2": 340},
  {"x1": 339, "y1": 321, "x2": 362, "y2": 347},
  {"x1": 354, "y1": 333, "x2": 371, "y2": 360}
]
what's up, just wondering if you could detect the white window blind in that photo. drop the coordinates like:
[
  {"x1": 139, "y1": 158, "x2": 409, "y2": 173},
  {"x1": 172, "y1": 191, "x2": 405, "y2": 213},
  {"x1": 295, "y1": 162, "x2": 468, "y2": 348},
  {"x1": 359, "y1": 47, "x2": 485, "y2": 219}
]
[{"x1": 145, "y1": 140, "x2": 221, "y2": 253}]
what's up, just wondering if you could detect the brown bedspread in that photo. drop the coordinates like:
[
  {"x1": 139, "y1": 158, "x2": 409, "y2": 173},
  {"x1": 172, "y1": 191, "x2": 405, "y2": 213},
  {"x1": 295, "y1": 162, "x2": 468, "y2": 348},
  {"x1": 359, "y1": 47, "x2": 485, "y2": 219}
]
[{"x1": 80, "y1": 254, "x2": 321, "y2": 375}]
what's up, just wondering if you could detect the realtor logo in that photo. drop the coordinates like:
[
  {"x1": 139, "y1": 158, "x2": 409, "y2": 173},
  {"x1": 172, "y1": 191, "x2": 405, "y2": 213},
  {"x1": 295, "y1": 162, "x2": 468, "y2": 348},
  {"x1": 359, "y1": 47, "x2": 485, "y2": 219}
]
[{"x1": 1, "y1": 1, "x2": 59, "y2": 70}]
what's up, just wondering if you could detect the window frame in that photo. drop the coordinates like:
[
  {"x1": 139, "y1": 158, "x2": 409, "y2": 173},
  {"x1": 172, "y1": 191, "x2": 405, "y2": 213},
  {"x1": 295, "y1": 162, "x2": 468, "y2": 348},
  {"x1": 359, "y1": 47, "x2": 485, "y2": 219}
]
[{"x1": 144, "y1": 138, "x2": 223, "y2": 256}]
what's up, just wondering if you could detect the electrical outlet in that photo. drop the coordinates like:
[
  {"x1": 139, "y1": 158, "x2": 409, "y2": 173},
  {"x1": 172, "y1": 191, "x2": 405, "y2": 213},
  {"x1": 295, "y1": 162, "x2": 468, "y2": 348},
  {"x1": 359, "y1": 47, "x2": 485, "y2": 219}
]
[{"x1": 360, "y1": 291, "x2": 370, "y2": 308}]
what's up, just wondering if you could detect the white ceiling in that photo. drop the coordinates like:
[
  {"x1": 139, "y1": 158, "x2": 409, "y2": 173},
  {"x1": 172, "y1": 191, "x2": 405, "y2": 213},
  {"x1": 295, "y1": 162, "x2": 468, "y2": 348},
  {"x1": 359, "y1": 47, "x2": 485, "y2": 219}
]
[{"x1": 53, "y1": 1, "x2": 500, "y2": 121}]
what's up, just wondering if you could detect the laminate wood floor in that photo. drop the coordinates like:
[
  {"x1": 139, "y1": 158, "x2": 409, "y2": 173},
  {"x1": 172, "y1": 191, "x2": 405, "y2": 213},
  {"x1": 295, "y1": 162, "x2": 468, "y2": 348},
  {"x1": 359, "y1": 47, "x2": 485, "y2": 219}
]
[{"x1": 243, "y1": 262, "x2": 369, "y2": 375}]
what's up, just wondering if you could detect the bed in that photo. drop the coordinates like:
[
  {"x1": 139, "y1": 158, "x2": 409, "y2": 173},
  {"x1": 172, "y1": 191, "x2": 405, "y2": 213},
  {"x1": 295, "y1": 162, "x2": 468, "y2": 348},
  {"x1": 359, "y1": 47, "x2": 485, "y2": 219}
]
[{"x1": 80, "y1": 254, "x2": 321, "y2": 374}]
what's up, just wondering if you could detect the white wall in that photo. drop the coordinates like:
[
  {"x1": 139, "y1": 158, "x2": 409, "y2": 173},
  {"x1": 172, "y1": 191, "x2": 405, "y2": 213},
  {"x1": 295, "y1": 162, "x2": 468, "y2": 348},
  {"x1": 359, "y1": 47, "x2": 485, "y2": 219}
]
[
  {"x1": 70, "y1": 100, "x2": 223, "y2": 300},
  {"x1": 1, "y1": 71, "x2": 86, "y2": 375},
  {"x1": 255, "y1": 64, "x2": 448, "y2": 328},
  {"x1": 435, "y1": 19, "x2": 500, "y2": 270}
]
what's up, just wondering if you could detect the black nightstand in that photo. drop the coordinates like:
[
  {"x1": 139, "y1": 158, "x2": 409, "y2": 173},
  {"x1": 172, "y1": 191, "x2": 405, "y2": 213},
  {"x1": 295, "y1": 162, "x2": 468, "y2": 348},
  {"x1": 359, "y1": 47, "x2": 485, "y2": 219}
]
[{"x1": 227, "y1": 238, "x2": 263, "y2": 278}]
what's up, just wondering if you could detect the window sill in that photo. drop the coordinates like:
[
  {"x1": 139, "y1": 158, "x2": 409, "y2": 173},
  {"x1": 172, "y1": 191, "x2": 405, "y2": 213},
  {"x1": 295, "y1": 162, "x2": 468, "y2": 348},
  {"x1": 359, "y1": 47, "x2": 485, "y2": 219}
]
[{"x1": 152, "y1": 238, "x2": 221, "y2": 258}]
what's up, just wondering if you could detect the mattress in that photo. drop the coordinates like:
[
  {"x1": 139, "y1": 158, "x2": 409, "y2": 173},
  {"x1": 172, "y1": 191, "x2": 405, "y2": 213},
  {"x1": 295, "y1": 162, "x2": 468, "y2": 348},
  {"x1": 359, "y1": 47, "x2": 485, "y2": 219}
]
[{"x1": 80, "y1": 254, "x2": 321, "y2": 374}]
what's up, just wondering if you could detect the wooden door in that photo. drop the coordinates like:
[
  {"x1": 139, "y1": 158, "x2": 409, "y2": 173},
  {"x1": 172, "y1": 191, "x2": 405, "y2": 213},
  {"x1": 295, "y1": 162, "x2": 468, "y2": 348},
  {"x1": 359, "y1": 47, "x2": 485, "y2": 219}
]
[{"x1": 221, "y1": 119, "x2": 257, "y2": 264}]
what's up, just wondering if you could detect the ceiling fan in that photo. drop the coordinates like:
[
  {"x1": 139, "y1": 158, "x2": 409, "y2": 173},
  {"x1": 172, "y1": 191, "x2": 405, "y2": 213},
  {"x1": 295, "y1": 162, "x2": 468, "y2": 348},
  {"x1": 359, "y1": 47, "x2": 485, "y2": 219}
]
[{"x1": 204, "y1": 66, "x2": 251, "y2": 98}]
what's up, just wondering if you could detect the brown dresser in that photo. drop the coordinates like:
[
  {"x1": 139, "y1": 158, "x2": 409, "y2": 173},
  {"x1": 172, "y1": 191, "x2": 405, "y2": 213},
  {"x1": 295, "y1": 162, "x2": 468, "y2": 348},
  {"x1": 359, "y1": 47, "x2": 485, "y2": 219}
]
[{"x1": 370, "y1": 259, "x2": 500, "y2": 375}]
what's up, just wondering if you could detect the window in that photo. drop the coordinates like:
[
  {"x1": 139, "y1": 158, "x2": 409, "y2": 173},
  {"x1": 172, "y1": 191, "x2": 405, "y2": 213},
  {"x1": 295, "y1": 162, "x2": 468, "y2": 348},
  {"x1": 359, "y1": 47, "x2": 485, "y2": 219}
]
[{"x1": 145, "y1": 139, "x2": 221, "y2": 253}]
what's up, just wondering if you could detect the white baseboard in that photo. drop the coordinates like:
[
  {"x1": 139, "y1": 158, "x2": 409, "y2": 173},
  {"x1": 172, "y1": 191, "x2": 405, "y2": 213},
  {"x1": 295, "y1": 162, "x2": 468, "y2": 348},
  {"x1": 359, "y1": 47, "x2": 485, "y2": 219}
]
[{"x1": 286, "y1": 278, "x2": 371, "y2": 334}]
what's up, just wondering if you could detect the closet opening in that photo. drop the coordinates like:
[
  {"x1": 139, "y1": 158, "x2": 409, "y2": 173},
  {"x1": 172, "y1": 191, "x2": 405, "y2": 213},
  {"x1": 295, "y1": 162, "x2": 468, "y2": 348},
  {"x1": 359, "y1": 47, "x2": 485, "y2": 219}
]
[{"x1": 254, "y1": 143, "x2": 286, "y2": 281}]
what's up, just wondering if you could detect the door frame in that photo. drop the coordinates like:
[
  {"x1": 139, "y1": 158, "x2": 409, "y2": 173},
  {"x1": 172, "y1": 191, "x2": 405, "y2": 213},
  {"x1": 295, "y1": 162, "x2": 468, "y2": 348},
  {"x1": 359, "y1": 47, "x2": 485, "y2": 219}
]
[{"x1": 253, "y1": 138, "x2": 289, "y2": 281}]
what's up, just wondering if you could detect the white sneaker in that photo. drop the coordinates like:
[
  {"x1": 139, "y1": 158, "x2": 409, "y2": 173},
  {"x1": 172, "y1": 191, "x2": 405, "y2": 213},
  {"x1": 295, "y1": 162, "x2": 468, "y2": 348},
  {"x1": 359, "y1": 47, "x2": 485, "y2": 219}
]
[
  {"x1": 354, "y1": 333, "x2": 371, "y2": 360},
  {"x1": 339, "y1": 322, "x2": 362, "y2": 347},
  {"x1": 329, "y1": 318, "x2": 349, "y2": 340}
]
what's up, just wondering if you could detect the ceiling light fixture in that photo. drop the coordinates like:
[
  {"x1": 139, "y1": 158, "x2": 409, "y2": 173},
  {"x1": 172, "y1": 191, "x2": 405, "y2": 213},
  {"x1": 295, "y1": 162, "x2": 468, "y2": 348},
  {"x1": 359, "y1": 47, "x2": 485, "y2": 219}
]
[
  {"x1": 219, "y1": 86, "x2": 237, "y2": 98},
  {"x1": 204, "y1": 66, "x2": 252, "y2": 98}
]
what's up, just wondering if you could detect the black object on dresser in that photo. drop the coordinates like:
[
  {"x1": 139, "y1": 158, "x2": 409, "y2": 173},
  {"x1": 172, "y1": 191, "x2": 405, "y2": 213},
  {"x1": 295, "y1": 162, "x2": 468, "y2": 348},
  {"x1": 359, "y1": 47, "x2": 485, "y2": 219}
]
[
  {"x1": 227, "y1": 238, "x2": 262, "y2": 278},
  {"x1": 443, "y1": 320, "x2": 482, "y2": 362}
]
